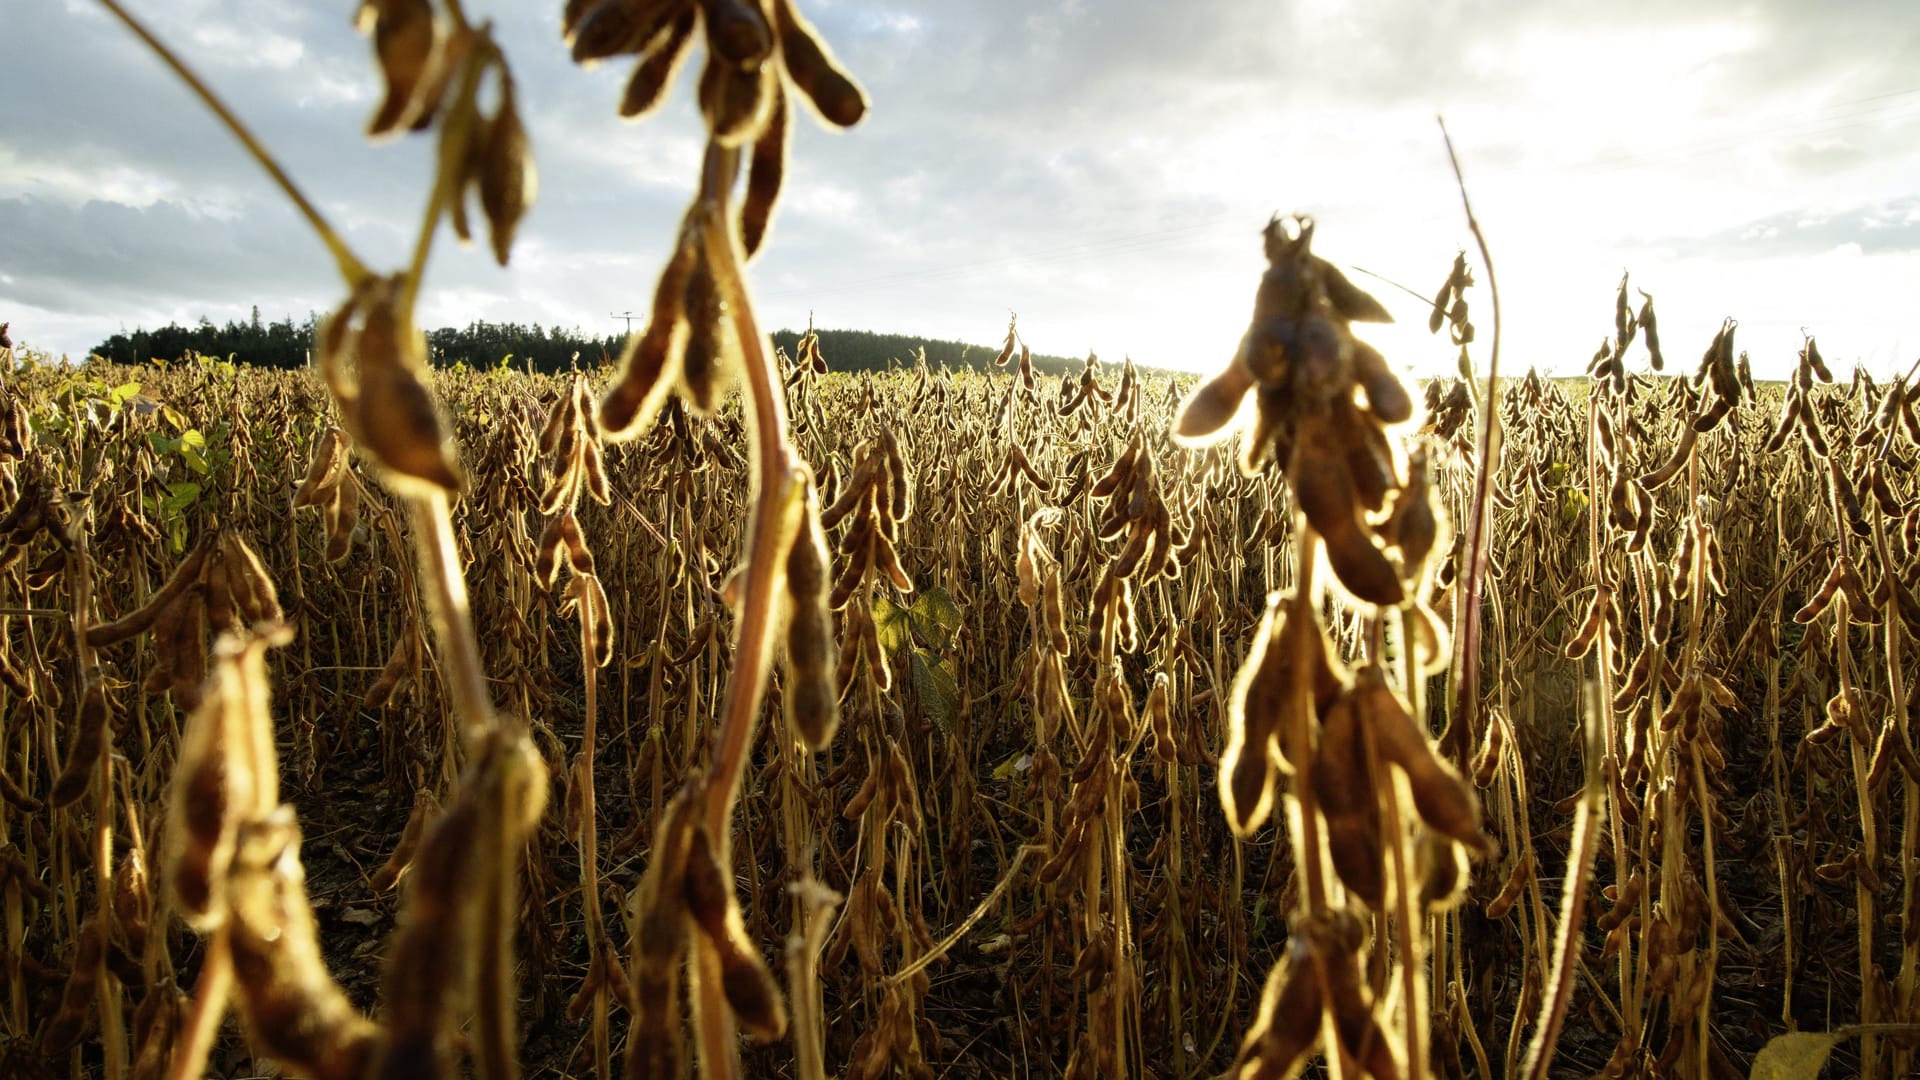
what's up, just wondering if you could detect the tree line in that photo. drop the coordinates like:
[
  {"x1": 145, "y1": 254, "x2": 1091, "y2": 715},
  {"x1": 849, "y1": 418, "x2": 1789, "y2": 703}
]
[{"x1": 90, "y1": 311, "x2": 1091, "y2": 377}]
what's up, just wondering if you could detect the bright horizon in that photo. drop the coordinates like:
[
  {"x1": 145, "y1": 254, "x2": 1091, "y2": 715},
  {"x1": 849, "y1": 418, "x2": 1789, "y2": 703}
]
[{"x1": 4, "y1": 2, "x2": 1916, "y2": 382}]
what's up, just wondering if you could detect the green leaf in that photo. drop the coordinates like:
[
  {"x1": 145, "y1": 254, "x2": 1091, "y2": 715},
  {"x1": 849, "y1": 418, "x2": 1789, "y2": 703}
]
[
  {"x1": 160, "y1": 481, "x2": 202, "y2": 516},
  {"x1": 872, "y1": 595, "x2": 914, "y2": 655},
  {"x1": 910, "y1": 650, "x2": 959, "y2": 735},
  {"x1": 991, "y1": 750, "x2": 1032, "y2": 783},
  {"x1": 148, "y1": 433, "x2": 180, "y2": 456},
  {"x1": 110, "y1": 381, "x2": 141, "y2": 404},
  {"x1": 1750, "y1": 1032, "x2": 1841, "y2": 1080},
  {"x1": 179, "y1": 428, "x2": 207, "y2": 450},
  {"x1": 907, "y1": 586, "x2": 964, "y2": 649},
  {"x1": 180, "y1": 444, "x2": 211, "y2": 476}
]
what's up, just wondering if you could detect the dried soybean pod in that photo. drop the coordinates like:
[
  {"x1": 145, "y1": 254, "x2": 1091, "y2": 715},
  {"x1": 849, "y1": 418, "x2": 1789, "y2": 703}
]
[
  {"x1": 826, "y1": 529, "x2": 870, "y2": 613},
  {"x1": 882, "y1": 426, "x2": 912, "y2": 522},
  {"x1": 1231, "y1": 940, "x2": 1323, "y2": 1079},
  {"x1": 1807, "y1": 335, "x2": 1833, "y2": 382},
  {"x1": 559, "y1": 512, "x2": 596, "y2": 575},
  {"x1": 221, "y1": 532, "x2": 283, "y2": 625},
  {"x1": 1146, "y1": 673, "x2": 1176, "y2": 763},
  {"x1": 1795, "y1": 560, "x2": 1848, "y2": 623},
  {"x1": 773, "y1": 0, "x2": 866, "y2": 126},
  {"x1": 581, "y1": 576, "x2": 616, "y2": 668},
  {"x1": 1764, "y1": 392, "x2": 1803, "y2": 454},
  {"x1": 325, "y1": 281, "x2": 456, "y2": 493},
  {"x1": 1419, "y1": 829, "x2": 1469, "y2": 912},
  {"x1": 700, "y1": 0, "x2": 773, "y2": 66},
  {"x1": 477, "y1": 72, "x2": 536, "y2": 266},
  {"x1": 873, "y1": 531, "x2": 913, "y2": 593},
  {"x1": 370, "y1": 789, "x2": 435, "y2": 891},
  {"x1": 1172, "y1": 360, "x2": 1255, "y2": 446},
  {"x1": 87, "y1": 538, "x2": 212, "y2": 646},
  {"x1": 0, "y1": 765, "x2": 39, "y2": 812},
  {"x1": 1043, "y1": 568, "x2": 1072, "y2": 656},
  {"x1": 784, "y1": 483, "x2": 840, "y2": 749},
  {"x1": 1290, "y1": 431, "x2": 1403, "y2": 606},
  {"x1": 1015, "y1": 530, "x2": 1040, "y2": 607},
  {"x1": 227, "y1": 811, "x2": 380, "y2": 1080},
  {"x1": 629, "y1": 790, "x2": 698, "y2": 1080},
  {"x1": 1471, "y1": 710, "x2": 1506, "y2": 788},
  {"x1": 1356, "y1": 665, "x2": 1489, "y2": 851},
  {"x1": 292, "y1": 427, "x2": 347, "y2": 508},
  {"x1": 682, "y1": 825, "x2": 788, "y2": 1040},
  {"x1": 360, "y1": 0, "x2": 436, "y2": 137},
  {"x1": 1484, "y1": 851, "x2": 1531, "y2": 920},
  {"x1": 1800, "y1": 403, "x2": 1832, "y2": 459},
  {"x1": 1221, "y1": 599, "x2": 1303, "y2": 835},
  {"x1": 1350, "y1": 337, "x2": 1412, "y2": 422},
  {"x1": 1638, "y1": 422, "x2": 1699, "y2": 490},
  {"x1": 325, "y1": 475, "x2": 360, "y2": 563},
  {"x1": 601, "y1": 226, "x2": 697, "y2": 439},
  {"x1": 167, "y1": 660, "x2": 255, "y2": 930},
  {"x1": 49, "y1": 678, "x2": 109, "y2": 808},
  {"x1": 740, "y1": 80, "x2": 788, "y2": 257},
  {"x1": 677, "y1": 250, "x2": 728, "y2": 414},
  {"x1": 39, "y1": 918, "x2": 105, "y2": 1056},
  {"x1": 859, "y1": 611, "x2": 891, "y2": 692},
  {"x1": 533, "y1": 513, "x2": 567, "y2": 587},
  {"x1": 1319, "y1": 926, "x2": 1402, "y2": 1080},
  {"x1": 1638, "y1": 290, "x2": 1664, "y2": 369},
  {"x1": 1315, "y1": 691, "x2": 1385, "y2": 907},
  {"x1": 570, "y1": 0, "x2": 674, "y2": 63},
  {"x1": 1563, "y1": 586, "x2": 1609, "y2": 658},
  {"x1": 373, "y1": 787, "x2": 483, "y2": 1078},
  {"x1": 819, "y1": 449, "x2": 873, "y2": 528},
  {"x1": 1090, "y1": 439, "x2": 1138, "y2": 499},
  {"x1": 620, "y1": 7, "x2": 698, "y2": 118}
]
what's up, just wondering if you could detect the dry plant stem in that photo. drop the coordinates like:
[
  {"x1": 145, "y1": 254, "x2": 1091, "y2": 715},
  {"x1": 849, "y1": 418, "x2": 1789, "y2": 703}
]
[
  {"x1": 582, "y1": 634, "x2": 610, "y2": 1080},
  {"x1": 1874, "y1": 506, "x2": 1918, "y2": 1078},
  {"x1": 694, "y1": 140, "x2": 799, "y2": 837},
  {"x1": 408, "y1": 489, "x2": 523, "y2": 1080},
  {"x1": 1681, "y1": 461, "x2": 1720, "y2": 1080},
  {"x1": 65, "y1": 489, "x2": 126, "y2": 1080},
  {"x1": 892, "y1": 846, "x2": 1042, "y2": 987},
  {"x1": 1381, "y1": 770, "x2": 1427, "y2": 1080},
  {"x1": 167, "y1": 928, "x2": 233, "y2": 1080},
  {"x1": 410, "y1": 490, "x2": 506, "y2": 741},
  {"x1": 94, "y1": 0, "x2": 369, "y2": 287},
  {"x1": 1437, "y1": 116, "x2": 1503, "y2": 761},
  {"x1": 1287, "y1": 527, "x2": 1331, "y2": 923},
  {"x1": 688, "y1": 138, "x2": 800, "y2": 1079},
  {"x1": 1520, "y1": 688, "x2": 1602, "y2": 1080}
]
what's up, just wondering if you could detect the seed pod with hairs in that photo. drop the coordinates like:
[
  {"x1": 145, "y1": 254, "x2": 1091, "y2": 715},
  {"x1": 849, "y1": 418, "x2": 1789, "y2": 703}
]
[{"x1": 782, "y1": 475, "x2": 840, "y2": 749}]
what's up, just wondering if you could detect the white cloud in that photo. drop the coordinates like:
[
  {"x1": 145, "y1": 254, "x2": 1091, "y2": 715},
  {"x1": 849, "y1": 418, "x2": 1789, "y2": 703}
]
[{"x1": 2, "y1": 0, "x2": 1916, "y2": 381}]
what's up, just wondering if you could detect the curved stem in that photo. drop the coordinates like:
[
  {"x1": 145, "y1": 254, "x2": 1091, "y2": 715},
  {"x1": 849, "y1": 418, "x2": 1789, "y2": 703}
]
[
  {"x1": 1520, "y1": 684, "x2": 1602, "y2": 1080},
  {"x1": 1437, "y1": 116, "x2": 1503, "y2": 763},
  {"x1": 695, "y1": 141, "x2": 802, "y2": 840},
  {"x1": 409, "y1": 491, "x2": 502, "y2": 742}
]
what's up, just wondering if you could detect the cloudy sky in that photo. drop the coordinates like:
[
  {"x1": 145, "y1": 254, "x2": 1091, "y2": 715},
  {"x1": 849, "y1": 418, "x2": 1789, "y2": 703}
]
[{"x1": 4, "y1": 0, "x2": 1918, "y2": 380}]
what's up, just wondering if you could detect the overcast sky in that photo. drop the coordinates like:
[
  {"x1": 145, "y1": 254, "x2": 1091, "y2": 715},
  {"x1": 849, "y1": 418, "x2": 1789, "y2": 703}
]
[{"x1": 5, "y1": 0, "x2": 1918, "y2": 380}]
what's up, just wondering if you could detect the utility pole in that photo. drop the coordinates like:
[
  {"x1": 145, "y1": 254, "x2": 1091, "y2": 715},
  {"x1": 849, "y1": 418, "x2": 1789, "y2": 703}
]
[{"x1": 612, "y1": 311, "x2": 641, "y2": 334}]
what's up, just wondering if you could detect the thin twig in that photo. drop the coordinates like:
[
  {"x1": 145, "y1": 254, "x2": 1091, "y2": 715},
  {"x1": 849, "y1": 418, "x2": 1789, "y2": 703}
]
[{"x1": 1438, "y1": 114, "x2": 1503, "y2": 762}]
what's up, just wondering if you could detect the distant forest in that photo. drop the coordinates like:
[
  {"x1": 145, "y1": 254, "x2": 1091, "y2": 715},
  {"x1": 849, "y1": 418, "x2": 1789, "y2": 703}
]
[{"x1": 90, "y1": 310, "x2": 1095, "y2": 377}]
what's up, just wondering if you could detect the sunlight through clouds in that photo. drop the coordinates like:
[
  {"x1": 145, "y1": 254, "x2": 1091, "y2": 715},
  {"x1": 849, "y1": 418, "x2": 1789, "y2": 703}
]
[{"x1": 3, "y1": 0, "x2": 1916, "y2": 382}]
